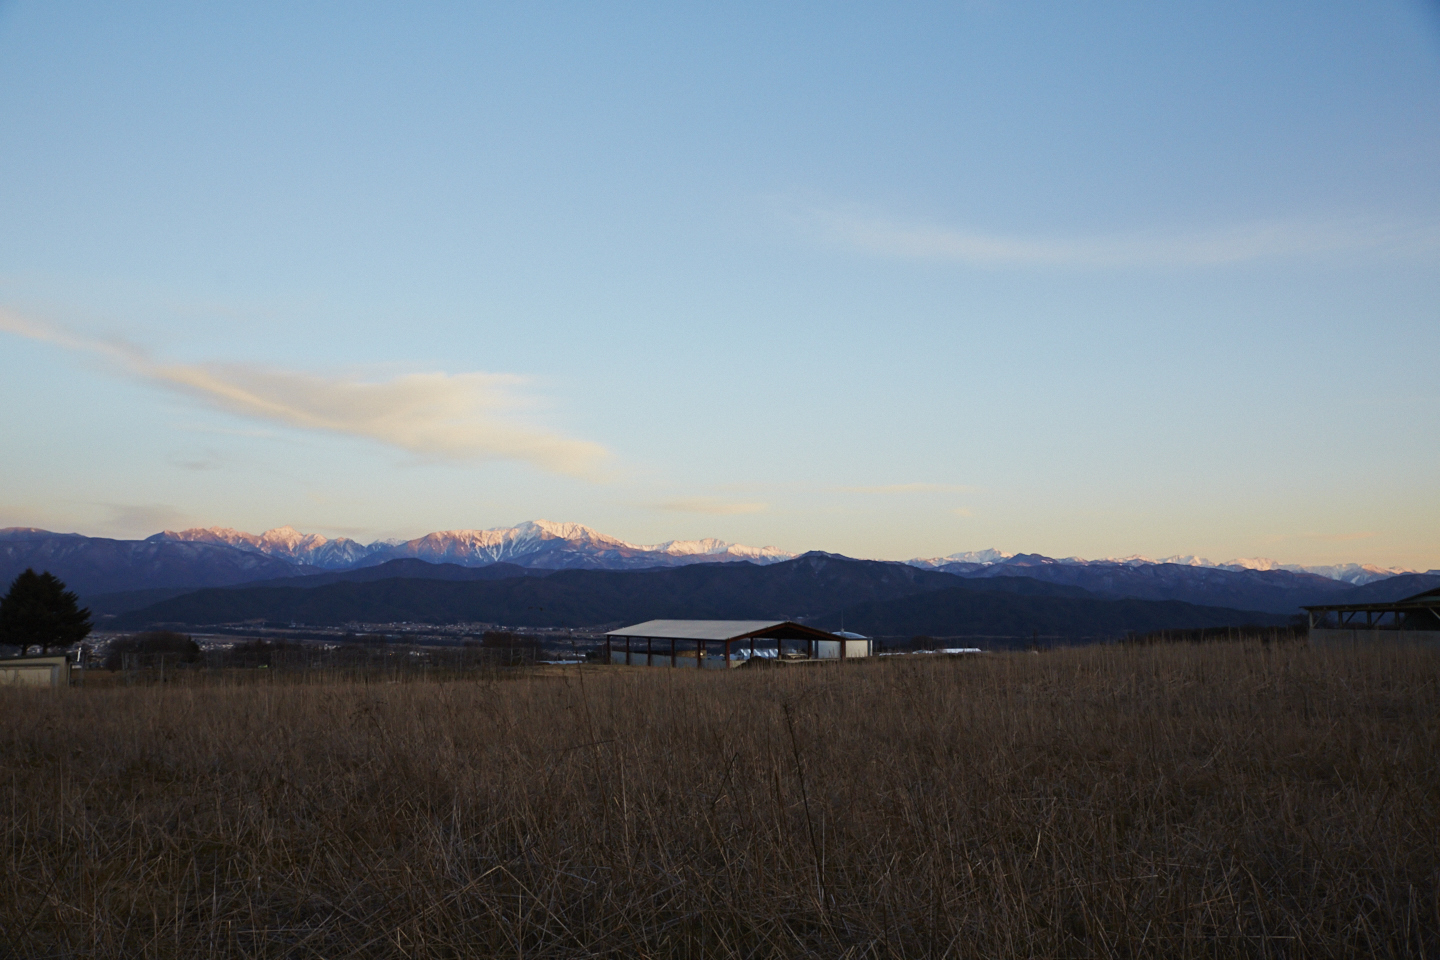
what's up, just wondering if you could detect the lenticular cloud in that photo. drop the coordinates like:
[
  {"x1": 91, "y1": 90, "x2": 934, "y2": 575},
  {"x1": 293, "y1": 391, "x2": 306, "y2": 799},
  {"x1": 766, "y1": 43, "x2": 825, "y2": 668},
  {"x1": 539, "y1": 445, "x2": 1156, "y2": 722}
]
[{"x1": 0, "y1": 311, "x2": 609, "y2": 478}]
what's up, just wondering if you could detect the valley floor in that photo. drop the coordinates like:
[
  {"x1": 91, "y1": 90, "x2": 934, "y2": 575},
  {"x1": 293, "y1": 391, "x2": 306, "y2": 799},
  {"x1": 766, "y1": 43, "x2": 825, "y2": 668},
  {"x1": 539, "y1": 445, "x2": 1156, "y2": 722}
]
[{"x1": 2, "y1": 641, "x2": 1437, "y2": 958}]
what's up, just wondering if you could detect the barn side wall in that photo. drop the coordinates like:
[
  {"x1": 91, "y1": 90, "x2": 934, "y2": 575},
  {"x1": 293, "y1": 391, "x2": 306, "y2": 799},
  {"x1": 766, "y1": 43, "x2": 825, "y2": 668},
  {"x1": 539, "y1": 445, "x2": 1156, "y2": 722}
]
[
  {"x1": 815, "y1": 640, "x2": 872, "y2": 659},
  {"x1": 608, "y1": 649, "x2": 738, "y2": 669}
]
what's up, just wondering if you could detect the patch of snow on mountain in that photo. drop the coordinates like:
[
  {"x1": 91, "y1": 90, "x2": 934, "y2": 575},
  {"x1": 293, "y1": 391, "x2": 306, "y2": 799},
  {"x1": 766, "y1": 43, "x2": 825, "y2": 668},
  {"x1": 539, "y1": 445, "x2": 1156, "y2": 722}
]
[
  {"x1": 649, "y1": 538, "x2": 792, "y2": 560},
  {"x1": 909, "y1": 548, "x2": 1012, "y2": 568}
]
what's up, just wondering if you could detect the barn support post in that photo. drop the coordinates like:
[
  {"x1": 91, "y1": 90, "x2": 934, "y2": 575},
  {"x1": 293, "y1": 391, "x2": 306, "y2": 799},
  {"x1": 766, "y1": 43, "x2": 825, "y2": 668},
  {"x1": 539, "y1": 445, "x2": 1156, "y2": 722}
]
[
  {"x1": 725, "y1": 639, "x2": 731, "y2": 669},
  {"x1": 696, "y1": 640, "x2": 703, "y2": 668},
  {"x1": 625, "y1": 635, "x2": 631, "y2": 666},
  {"x1": 750, "y1": 635, "x2": 756, "y2": 663},
  {"x1": 671, "y1": 636, "x2": 676, "y2": 668},
  {"x1": 647, "y1": 636, "x2": 653, "y2": 667},
  {"x1": 605, "y1": 637, "x2": 612, "y2": 664}
]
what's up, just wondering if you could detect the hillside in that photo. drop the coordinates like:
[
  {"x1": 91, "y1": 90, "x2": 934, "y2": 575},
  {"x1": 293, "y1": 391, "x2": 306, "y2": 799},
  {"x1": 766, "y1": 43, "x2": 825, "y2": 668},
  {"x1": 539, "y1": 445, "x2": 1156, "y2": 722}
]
[
  {"x1": 224, "y1": 558, "x2": 546, "y2": 590},
  {"x1": 0, "y1": 529, "x2": 303, "y2": 597},
  {"x1": 86, "y1": 559, "x2": 548, "y2": 615},
  {"x1": 115, "y1": 553, "x2": 1037, "y2": 628},
  {"x1": 113, "y1": 552, "x2": 1278, "y2": 638},
  {"x1": 814, "y1": 585, "x2": 1290, "y2": 642},
  {"x1": 1334, "y1": 573, "x2": 1440, "y2": 605},
  {"x1": 937, "y1": 558, "x2": 1351, "y2": 613}
]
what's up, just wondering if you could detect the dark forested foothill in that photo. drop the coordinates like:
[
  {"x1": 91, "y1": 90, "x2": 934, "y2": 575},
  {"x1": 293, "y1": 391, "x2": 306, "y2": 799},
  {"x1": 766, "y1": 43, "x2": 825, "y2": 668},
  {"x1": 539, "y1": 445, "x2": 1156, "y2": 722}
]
[{"x1": 114, "y1": 553, "x2": 1291, "y2": 640}]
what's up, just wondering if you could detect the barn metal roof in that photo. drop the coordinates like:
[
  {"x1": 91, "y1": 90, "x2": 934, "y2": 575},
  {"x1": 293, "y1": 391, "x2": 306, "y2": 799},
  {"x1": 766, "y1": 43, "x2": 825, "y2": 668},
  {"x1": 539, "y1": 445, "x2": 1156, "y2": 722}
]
[{"x1": 605, "y1": 620, "x2": 831, "y2": 641}]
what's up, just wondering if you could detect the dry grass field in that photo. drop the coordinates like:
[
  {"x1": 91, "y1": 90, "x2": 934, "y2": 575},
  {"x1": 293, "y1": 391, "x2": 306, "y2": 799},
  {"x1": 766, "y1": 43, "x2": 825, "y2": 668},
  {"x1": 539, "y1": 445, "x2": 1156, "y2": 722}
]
[{"x1": 3, "y1": 641, "x2": 1438, "y2": 959}]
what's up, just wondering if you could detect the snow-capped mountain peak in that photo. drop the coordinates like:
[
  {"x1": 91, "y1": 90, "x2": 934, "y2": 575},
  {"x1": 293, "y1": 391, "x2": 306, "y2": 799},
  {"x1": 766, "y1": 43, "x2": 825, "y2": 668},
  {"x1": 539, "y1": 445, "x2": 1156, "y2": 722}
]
[
  {"x1": 148, "y1": 520, "x2": 793, "y2": 571},
  {"x1": 149, "y1": 526, "x2": 373, "y2": 567},
  {"x1": 909, "y1": 548, "x2": 1013, "y2": 568},
  {"x1": 646, "y1": 538, "x2": 792, "y2": 561}
]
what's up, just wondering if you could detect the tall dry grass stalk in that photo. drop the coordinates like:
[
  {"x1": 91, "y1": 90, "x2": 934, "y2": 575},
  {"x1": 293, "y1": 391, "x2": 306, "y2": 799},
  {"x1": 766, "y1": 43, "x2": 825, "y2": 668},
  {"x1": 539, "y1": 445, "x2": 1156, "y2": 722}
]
[{"x1": 2, "y1": 642, "x2": 1437, "y2": 958}]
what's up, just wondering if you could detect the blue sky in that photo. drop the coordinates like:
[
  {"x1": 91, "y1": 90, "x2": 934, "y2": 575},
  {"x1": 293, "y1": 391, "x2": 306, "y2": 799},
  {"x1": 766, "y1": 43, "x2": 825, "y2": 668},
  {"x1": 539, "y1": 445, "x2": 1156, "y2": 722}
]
[{"x1": 2, "y1": 1, "x2": 1437, "y2": 567}]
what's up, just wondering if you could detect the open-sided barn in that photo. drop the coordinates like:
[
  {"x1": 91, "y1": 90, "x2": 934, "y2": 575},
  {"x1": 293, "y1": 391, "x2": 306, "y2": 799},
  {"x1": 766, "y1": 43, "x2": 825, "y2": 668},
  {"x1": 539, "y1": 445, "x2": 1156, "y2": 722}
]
[
  {"x1": 1303, "y1": 586, "x2": 1440, "y2": 646},
  {"x1": 604, "y1": 619, "x2": 871, "y2": 668}
]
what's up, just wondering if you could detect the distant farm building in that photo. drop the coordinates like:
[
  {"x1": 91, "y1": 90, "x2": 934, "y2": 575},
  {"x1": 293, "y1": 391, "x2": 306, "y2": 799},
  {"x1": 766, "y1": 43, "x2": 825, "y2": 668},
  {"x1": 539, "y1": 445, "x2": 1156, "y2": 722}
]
[
  {"x1": 604, "y1": 620, "x2": 871, "y2": 668},
  {"x1": 1303, "y1": 586, "x2": 1440, "y2": 646},
  {"x1": 0, "y1": 655, "x2": 71, "y2": 688}
]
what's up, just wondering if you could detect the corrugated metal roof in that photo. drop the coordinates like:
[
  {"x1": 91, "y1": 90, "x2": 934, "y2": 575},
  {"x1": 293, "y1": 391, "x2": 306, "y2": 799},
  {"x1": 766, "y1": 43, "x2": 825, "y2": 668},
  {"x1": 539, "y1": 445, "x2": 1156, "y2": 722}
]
[{"x1": 605, "y1": 620, "x2": 788, "y2": 641}]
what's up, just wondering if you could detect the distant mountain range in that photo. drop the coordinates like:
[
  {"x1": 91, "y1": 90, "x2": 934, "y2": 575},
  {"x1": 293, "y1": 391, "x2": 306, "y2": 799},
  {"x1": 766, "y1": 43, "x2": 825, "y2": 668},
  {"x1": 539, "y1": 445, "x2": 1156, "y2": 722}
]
[
  {"x1": 2, "y1": 522, "x2": 1435, "y2": 621},
  {"x1": 926, "y1": 555, "x2": 1363, "y2": 615},
  {"x1": 148, "y1": 520, "x2": 791, "y2": 570},
  {"x1": 0, "y1": 527, "x2": 304, "y2": 596},
  {"x1": 112, "y1": 552, "x2": 1293, "y2": 640},
  {"x1": 141, "y1": 522, "x2": 1425, "y2": 584},
  {"x1": 907, "y1": 549, "x2": 1417, "y2": 586}
]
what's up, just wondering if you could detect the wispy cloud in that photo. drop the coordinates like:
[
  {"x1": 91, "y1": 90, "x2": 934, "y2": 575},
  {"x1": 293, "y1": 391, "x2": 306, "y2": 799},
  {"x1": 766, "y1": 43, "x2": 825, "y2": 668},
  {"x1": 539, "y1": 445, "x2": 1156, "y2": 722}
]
[
  {"x1": 168, "y1": 450, "x2": 225, "y2": 471},
  {"x1": 802, "y1": 206, "x2": 1440, "y2": 268},
  {"x1": 838, "y1": 483, "x2": 974, "y2": 494},
  {"x1": 655, "y1": 497, "x2": 768, "y2": 515},
  {"x1": 0, "y1": 311, "x2": 609, "y2": 478}
]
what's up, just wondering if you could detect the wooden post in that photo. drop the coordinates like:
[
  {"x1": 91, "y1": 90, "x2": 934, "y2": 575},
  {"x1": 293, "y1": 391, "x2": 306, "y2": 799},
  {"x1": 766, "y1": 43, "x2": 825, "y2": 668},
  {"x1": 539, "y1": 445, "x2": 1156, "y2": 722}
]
[
  {"x1": 625, "y1": 635, "x2": 631, "y2": 666},
  {"x1": 606, "y1": 636, "x2": 612, "y2": 664},
  {"x1": 750, "y1": 635, "x2": 756, "y2": 663},
  {"x1": 725, "y1": 639, "x2": 731, "y2": 669},
  {"x1": 671, "y1": 636, "x2": 676, "y2": 668},
  {"x1": 697, "y1": 640, "x2": 703, "y2": 669},
  {"x1": 647, "y1": 636, "x2": 653, "y2": 667}
]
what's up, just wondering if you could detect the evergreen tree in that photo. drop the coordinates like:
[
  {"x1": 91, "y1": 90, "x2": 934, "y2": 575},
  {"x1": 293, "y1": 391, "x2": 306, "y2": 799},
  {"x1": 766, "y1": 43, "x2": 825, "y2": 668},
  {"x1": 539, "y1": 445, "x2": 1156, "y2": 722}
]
[{"x1": 0, "y1": 569, "x2": 93, "y2": 656}]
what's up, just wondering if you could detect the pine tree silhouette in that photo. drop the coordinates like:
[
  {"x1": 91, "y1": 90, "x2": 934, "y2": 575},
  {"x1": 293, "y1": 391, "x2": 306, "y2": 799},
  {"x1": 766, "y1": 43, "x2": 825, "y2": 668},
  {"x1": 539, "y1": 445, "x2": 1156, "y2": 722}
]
[{"x1": 0, "y1": 568, "x2": 93, "y2": 656}]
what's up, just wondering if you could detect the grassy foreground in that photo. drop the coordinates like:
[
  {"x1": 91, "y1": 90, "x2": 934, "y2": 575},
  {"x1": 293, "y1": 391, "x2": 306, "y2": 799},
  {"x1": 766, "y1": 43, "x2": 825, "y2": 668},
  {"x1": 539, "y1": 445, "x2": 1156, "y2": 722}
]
[{"x1": 3, "y1": 642, "x2": 1437, "y2": 958}]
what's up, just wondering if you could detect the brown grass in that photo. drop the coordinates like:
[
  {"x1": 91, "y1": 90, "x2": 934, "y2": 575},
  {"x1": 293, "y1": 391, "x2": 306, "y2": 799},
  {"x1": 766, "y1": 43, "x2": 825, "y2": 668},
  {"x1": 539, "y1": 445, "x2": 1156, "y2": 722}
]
[{"x1": 3, "y1": 641, "x2": 1438, "y2": 958}]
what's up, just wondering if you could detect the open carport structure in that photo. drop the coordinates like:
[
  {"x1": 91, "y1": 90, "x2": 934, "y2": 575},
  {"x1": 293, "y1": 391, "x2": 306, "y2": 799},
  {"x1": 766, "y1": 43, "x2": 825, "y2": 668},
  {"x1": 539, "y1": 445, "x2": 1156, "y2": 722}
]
[
  {"x1": 604, "y1": 619, "x2": 870, "y2": 669},
  {"x1": 1303, "y1": 586, "x2": 1440, "y2": 645}
]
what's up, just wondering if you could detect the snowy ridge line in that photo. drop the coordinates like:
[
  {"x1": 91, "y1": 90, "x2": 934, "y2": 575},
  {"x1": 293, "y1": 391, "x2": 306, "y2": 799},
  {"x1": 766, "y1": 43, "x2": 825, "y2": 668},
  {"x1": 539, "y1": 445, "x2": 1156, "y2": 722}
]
[
  {"x1": 3, "y1": 522, "x2": 1421, "y2": 584},
  {"x1": 905, "y1": 549, "x2": 1423, "y2": 585},
  {"x1": 146, "y1": 520, "x2": 794, "y2": 570}
]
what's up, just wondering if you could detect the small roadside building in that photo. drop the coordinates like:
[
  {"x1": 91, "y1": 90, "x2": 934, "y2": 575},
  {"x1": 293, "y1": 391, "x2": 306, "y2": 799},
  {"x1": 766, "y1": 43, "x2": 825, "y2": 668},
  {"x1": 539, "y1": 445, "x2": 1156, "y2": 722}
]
[
  {"x1": 1302, "y1": 586, "x2": 1440, "y2": 646},
  {"x1": 604, "y1": 620, "x2": 871, "y2": 669},
  {"x1": 0, "y1": 655, "x2": 71, "y2": 688}
]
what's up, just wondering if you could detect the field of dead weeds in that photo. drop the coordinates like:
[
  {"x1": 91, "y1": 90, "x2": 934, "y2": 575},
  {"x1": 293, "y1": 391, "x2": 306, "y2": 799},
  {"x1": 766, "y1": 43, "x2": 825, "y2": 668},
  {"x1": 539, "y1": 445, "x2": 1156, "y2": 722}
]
[{"x1": 2, "y1": 641, "x2": 1437, "y2": 958}]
